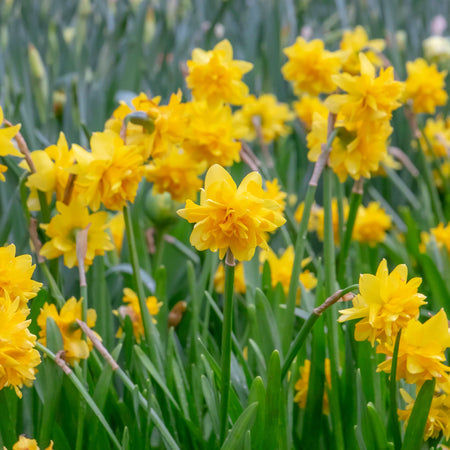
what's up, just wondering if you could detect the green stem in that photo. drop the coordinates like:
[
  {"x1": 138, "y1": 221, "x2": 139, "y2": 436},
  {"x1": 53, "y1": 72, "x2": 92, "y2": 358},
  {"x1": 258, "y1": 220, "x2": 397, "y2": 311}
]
[
  {"x1": 37, "y1": 190, "x2": 51, "y2": 224},
  {"x1": 337, "y1": 190, "x2": 363, "y2": 285},
  {"x1": 219, "y1": 258, "x2": 235, "y2": 444},
  {"x1": 323, "y1": 167, "x2": 344, "y2": 449},
  {"x1": 35, "y1": 342, "x2": 121, "y2": 450},
  {"x1": 281, "y1": 284, "x2": 358, "y2": 380},
  {"x1": 153, "y1": 228, "x2": 166, "y2": 277},
  {"x1": 389, "y1": 329, "x2": 402, "y2": 450}
]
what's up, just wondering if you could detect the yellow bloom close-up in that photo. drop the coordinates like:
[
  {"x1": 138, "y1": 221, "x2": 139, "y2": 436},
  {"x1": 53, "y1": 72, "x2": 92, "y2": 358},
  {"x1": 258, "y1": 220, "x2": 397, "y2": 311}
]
[
  {"x1": 177, "y1": 164, "x2": 286, "y2": 261},
  {"x1": 40, "y1": 200, "x2": 114, "y2": 268},
  {"x1": 377, "y1": 309, "x2": 450, "y2": 386},
  {"x1": 0, "y1": 297, "x2": 41, "y2": 398},
  {"x1": 186, "y1": 39, "x2": 253, "y2": 106},
  {"x1": 353, "y1": 202, "x2": 392, "y2": 245},
  {"x1": 339, "y1": 259, "x2": 426, "y2": 346},
  {"x1": 37, "y1": 297, "x2": 98, "y2": 365},
  {"x1": 293, "y1": 95, "x2": 328, "y2": 130}
]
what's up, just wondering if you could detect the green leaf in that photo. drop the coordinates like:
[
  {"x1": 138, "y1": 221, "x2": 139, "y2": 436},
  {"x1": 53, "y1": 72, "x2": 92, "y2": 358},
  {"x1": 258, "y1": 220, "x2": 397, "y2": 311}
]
[
  {"x1": 366, "y1": 403, "x2": 389, "y2": 449},
  {"x1": 221, "y1": 402, "x2": 259, "y2": 450}
]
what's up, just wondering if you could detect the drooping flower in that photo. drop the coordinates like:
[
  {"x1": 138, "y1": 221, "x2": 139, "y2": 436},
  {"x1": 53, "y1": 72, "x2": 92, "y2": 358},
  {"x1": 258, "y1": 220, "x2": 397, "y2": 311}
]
[
  {"x1": 183, "y1": 101, "x2": 241, "y2": 167},
  {"x1": 398, "y1": 388, "x2": 450, "y2": 441},
  {"x1": 0, "y1": 297, "x2": 40, "y2": 398},
  {"x1": 352, "y1": 202, "x2": 392, "y2": 245},
  {"x1": 340, "y1": 26, "x2": 385, "y2": 75},
  {"x1": 232, "y1": 94, "x2": 294, "y2": 143},
  {"x1": 40, "y1": 200, "x2": 114, "y2": 268},
  {"x1": 145, "y1": 145, "x2": 205, "y2": 202},
  {"x1": 293, "y1": 95, "x2": 328, "y2": 129},
  {"x1": 114, "y1": 288, "x2": 161, "y2": 342},
  {"x1": 177, "y1": 164, "x2": 286, "y2": 261},
  {"x1": 338, "y1": 259, "x2": 426, "y2": 346},
  {"x1": 294, "y1": 358, "x2": 331, "y2": 414},
  {"x1": 259, "y1": 246, "x2": 317, "y2": 299},
  {"x1": 282, "y1": 38, "x2": 342, "y2": 96},
  {"x1": 0, "y1": 244, "x2": 42, "y2": 308},
  {"x1": 37, "y1": 297, "x2": 98, "y2": 365},
  {"x1": 0, "y1": 106, "x2": 22, "y2": 182},
  {"x1": 186, "y1": 39, "x2": 253, "y2": 106},
  {"x1": 377, "y1": 309, "x2": 450, "y2": 386},
  {"x1": 404, "y1": 58, "x2": 448, "y2": 114},
  {"x1": 214, "y1": 262, "x2": 246, "y2": 294},
  {"x1": 72, "y1": 131, "x2": 144, "y2": 211}
]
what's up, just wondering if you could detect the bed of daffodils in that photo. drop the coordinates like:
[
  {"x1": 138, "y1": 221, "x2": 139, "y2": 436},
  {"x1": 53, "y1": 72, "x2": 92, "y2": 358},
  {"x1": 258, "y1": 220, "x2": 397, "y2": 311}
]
[{"x1": 1, "y1": 1, "x2": 450, "y2": 449}]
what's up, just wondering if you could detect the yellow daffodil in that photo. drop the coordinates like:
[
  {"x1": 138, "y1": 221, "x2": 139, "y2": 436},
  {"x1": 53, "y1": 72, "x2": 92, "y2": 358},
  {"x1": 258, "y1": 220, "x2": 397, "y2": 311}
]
[
  {"x1": 282, "y1": 38, "x2": 342, "y2": 96},
  {"x1": 0, "y1": 297, "x2": 40, "y2": 398},
  {"x1": 293, "y1": 95, "x2": 328, "y2": 129},
  {"x1": 0, "y1": 106, "x2": 22, "y2": 181},
  {"x1": 145, "y1": 145, "x2": 205, "y2": 202},
  {"x1": 353, "y1": 202, "x2": 392, "y2": 245},
  {"x1": 260, "y1": 246, "x2": 317, "y2": 299},
  {"x1": 419, "y1": 116, "x2": 450, "y2": 159},
  {"x1": 339, "y1": 259, "x2": 426, "y2": 346},
  {"x1": 177, "y1": 164, "x2": 286, "y2": 261},
  {"x1": 398, "y1": 388, "x2": 450, "y2": 441},
  {"x1": 38, "y1": 297, "x2": 98, "y2": 365},
  {"x1": 263, "y1": 178, "x2": 287, "y2": 215},
  {"x1": 421, "y1": 221, "x2": 450, "y2": 255},
  {"x1": 114, "y1": 288, "x2": 162, "y2": 342},
  {"x1": 340, "y1": 26, "x2": 385, "y2": 75},
  {"x1": 377, "y1": 309, "x2": 450, "y2": 386},
  {"x1": 40, "y1": 200, "x2": 114, "y2": 268},
  {"x1": 183, "y1": 101, "x2": 241, "y2": 167},
  {"x1": 214, "y1": 262, "x2": 246, "y2": 294},
  {"x1": 72, "y1": 131, "x2": 144, "y2": 211},
  {"x1": 0, "y1": 244, "x2": 42, "y2": 308},
  {"x1": 232, "y1": 94, "x2": 294, "y2": 143},
  {"x1": 12, "y1": 435, "x2": 54, "y2": 450},
  {"x1": 186, "y1": 39, "x2": 253, "y2": 106},
  {"x1": 404, "y1": 58, "x2": 448, "y2": 114},
  {"x1": 294, "y1": 359, "x2": 331, "y2": 414}
]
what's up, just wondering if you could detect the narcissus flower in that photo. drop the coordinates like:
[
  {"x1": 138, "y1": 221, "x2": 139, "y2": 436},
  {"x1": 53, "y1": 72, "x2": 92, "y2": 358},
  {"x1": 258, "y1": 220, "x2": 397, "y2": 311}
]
[
  {"x1": 339, "y1": 259, "x2": 426, "y2": 346},
  {"x1": 294, "y1": 359, "x2": 331, "y2": 414},
  {"x1": 263, "y1": 178, "x2": 287, "y2": 215},
  {"x1": 293, "y1": 95, "x2": 328, "y2": 129},
  {"x1": 12, "y1": 435, "x2": 54, "y2": 450},
  {"x1": 72, "y1": 131, "x2": 144, "y2": 211},
  {"x1": 353, "y1": 202, "x2": 392, "y2": 245},
  {"x1": 40, "y1": 200, "x2": 114, "y2": 268},
  {"x1": 340, "y1": 26, "x2": 385, "y2": 75},
  {"x1": 114, "y1": 288, "x2": 162, "y2": 342},
  {"x1": 38, "y1": 297, "x2": 98, "y2": 365},
  {"x1": 398, "y1": 388, "x2": 450, "y2": 441},
  {"x1": 404, "y1": 58, "x2": 448, "y2": 114},
  {"x1": 421, "y1": 221, "x2": 450, "y2": 255},
  {"x1": 282, "y1": 38, "x2": 342, "y2": 96},
  {"x1": 419, "y1": 116, "x2": 450, "y2": 159},
  {"x1": 177, "y1": 164, "x2": 286, "y2": 261},
  {"x1": 0, "y1": 297, "x2": 40, "y2": 398},
  {"x1": 260, "y1": 246, "x2": 317, "y2": 298},
  {"x1": 0, "y1": 244, "x2": 42, "y2": 308},
  {"x1": 232, "y1": 94, "x2": 294, "y2": 143},
  {"x1": 145, "y1": 145, "x2": 204, "y2": 202},
  {"x1": 377, "y1": 309, "x2": 450, "y2": 386},
  {"x1": 0, "y1": 106, "x2": 22, "y2": 181},
  {"x1": 214, "y1": 262, "x2": 246, "y2": 294},
  {"x1": 186, "y1": 39, "x2": 253, "y2": 106}
]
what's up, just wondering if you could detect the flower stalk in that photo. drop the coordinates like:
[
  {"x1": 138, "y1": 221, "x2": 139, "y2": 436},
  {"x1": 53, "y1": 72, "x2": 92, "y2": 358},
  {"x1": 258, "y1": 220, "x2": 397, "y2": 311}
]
[{"x1": 389, "y1": 329, "x2": 402, "y2": 450}]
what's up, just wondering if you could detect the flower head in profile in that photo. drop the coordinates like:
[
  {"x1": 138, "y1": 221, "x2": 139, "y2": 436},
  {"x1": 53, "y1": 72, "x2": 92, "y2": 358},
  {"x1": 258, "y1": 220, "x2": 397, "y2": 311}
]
[
  {"x1": 353, "y1": 202, "x2": 392, "y2": 245},
  {"x1": 38, "y1": 297, "x2": 98, "y2": 365},
  {"x1": 72, "y1": 131, "x2": 144, "y2": 211},
  {"x1": 294, "y1": 359, "x2": 331, "y2": 414},
  {"x1": 404, "y1": 58, "x2": 448, "y2": 114},
  {"x1": 377, "y1": 310, "x2": 450, "y2": 386},
  {"x1": 0, "y1": 106, "x2": 22, "y2": 181},
  {"x1": 114, "y1": 288, "x2": 162, "y2": 342},
  {"x1": 0, "y1": 297, "x2": 41, "y2": 398},
  {"x1": 339, "y1": 259, "x2": 426, "y2": 346},
  {"x1": 186, "y1": 39, "x2": 253, "y2": 106},
  {"x1": 293, "y1": 95, "x2": 328, "y2": 129},
  {"x1": 232, "y1": 94, "x2": 294, "y2": 143},
  {"x1": 177, "y1": 165, "x2": 286, "y2": 261},
  {"x1": 0, "y1": 244, "x2": 42, "y2": 308},
  {"x1": 40, "y1": 200, "x2": 114, "y2": 268},
  {"x1": 282, "y1": 38, "x2": 342, "y2": 96},
  {"x1": 12, "y1": 435, "x2": 54, "y2": 450},
  {"x1": 214, "y1": 262, "x2": 246, "y2": 294},
  {"x1": 398, "y1": 388, "x2": 450, "y2": 441},
  {"x1": 340, "y1": 26, "x2": 385, "y2": 75}
]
